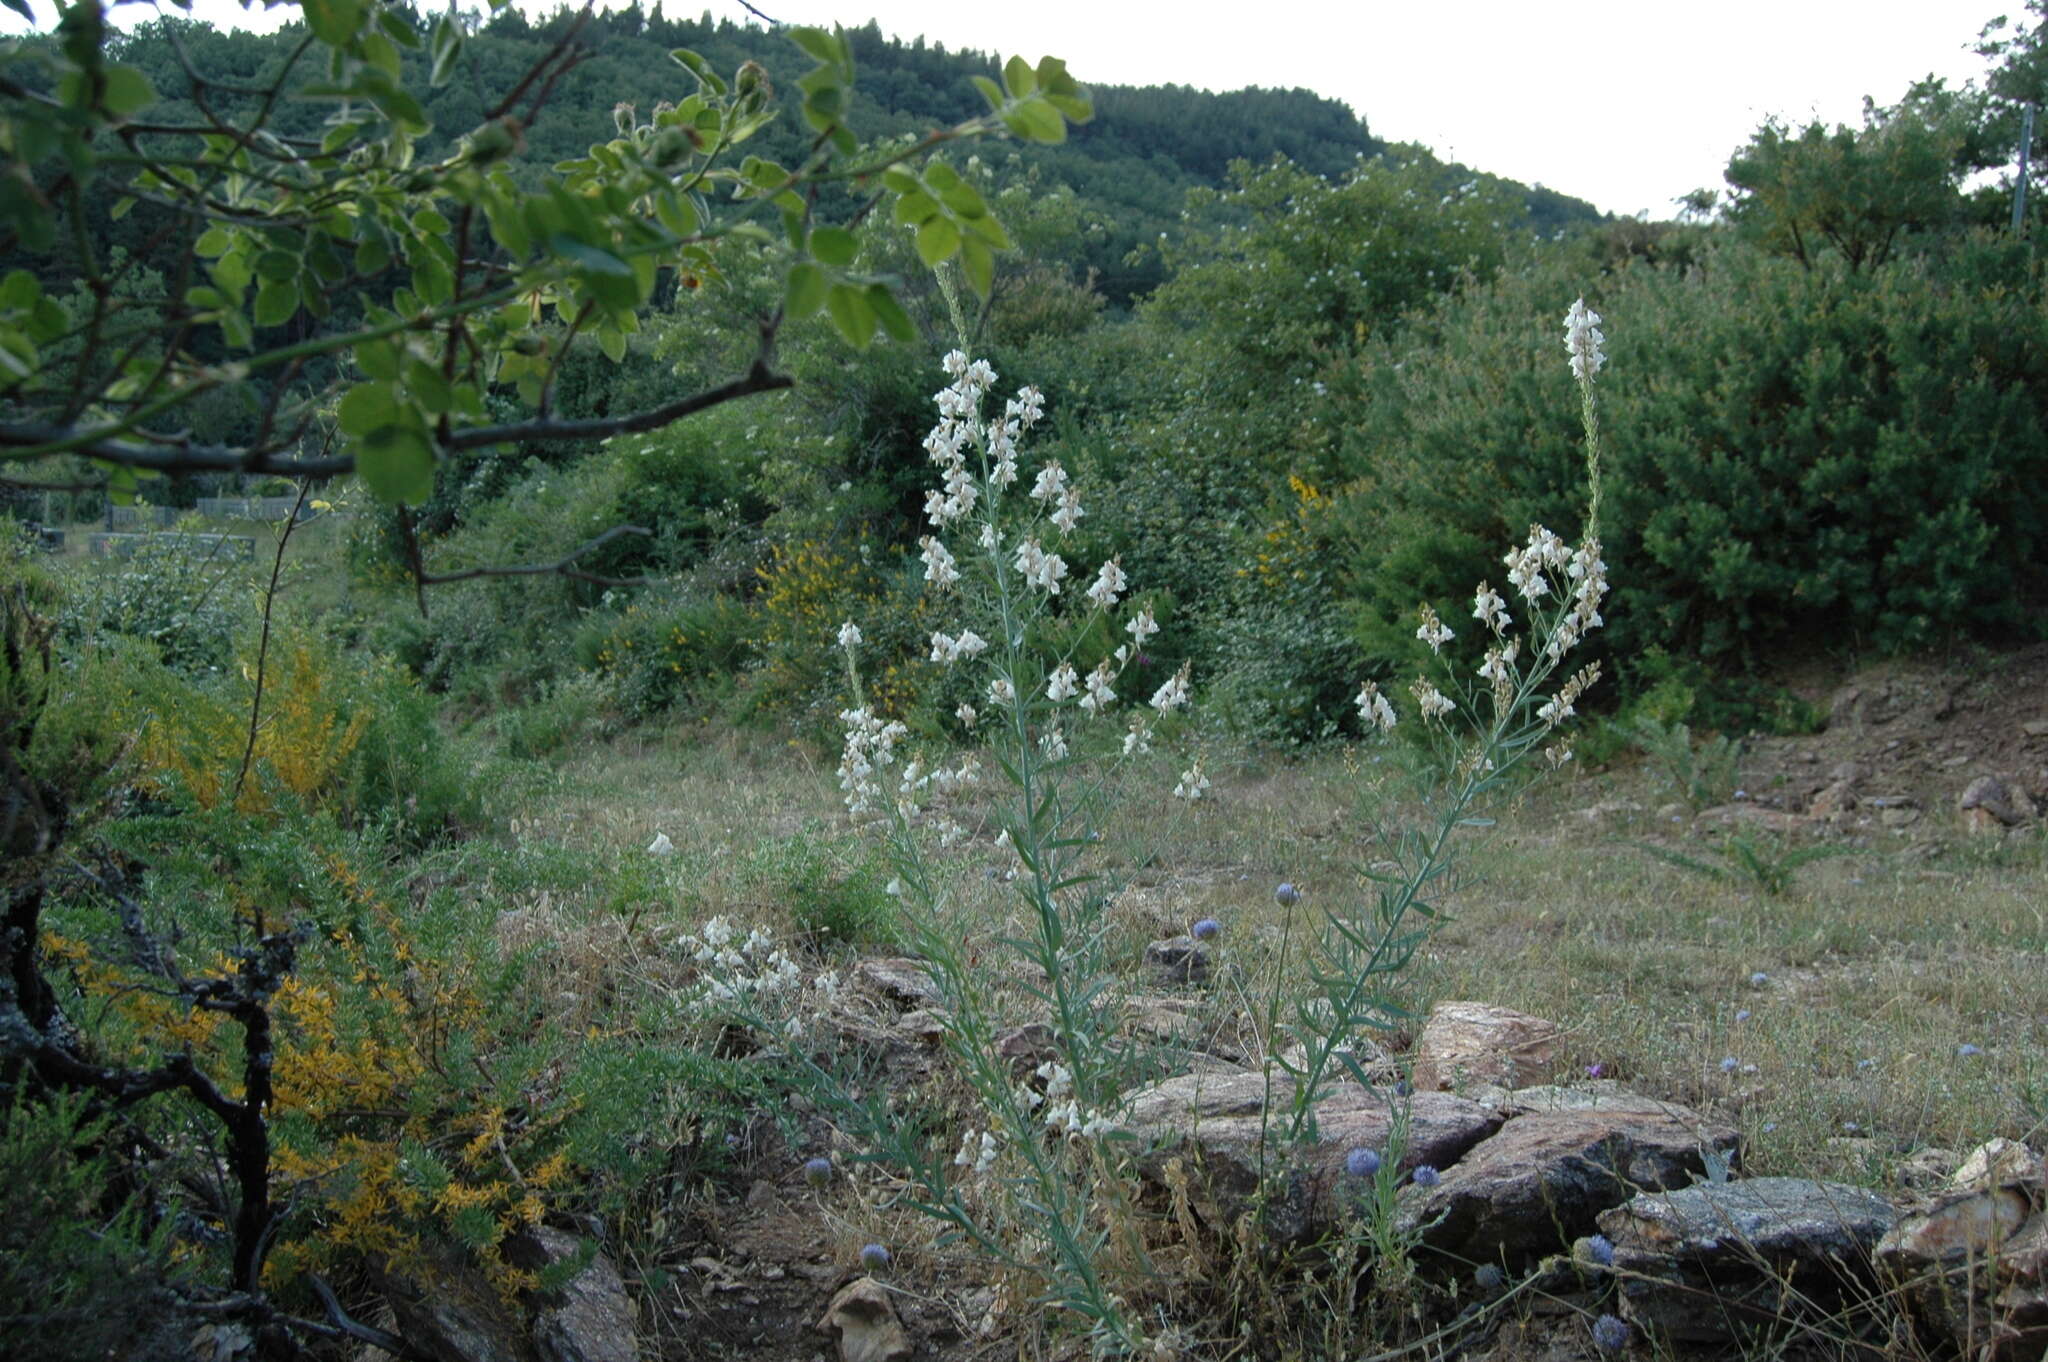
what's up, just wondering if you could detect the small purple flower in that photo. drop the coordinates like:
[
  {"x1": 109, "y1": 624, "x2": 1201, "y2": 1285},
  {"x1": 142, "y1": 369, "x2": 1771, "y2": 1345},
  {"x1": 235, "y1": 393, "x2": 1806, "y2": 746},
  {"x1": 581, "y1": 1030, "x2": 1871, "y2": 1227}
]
[
  {"x1": 1191, "y1": 917, "x2": 1222, "y2": 942},
  {"x1": 803, "y1": 1156, "x2": 833, "y2": 1189},
  {"x1": 1957, "y1": 1043, "x2": 1983, "y2": 1058},
  {"x1": 1345, "y1": 1147, "x2": 1381, "y2": 1178},
  {"x1": 1410, "y1": 1164, "x2": 1440, "y2": 1187},
  {"x1": 859, "y1": 1243, "x2": 892, "y2": 1272},
  {"x1": 1275, "y1": 882, "x2": 1301, "y2": 906},
  {"x1": 1584, "y1": 1062, "x2": 1605, "y2": 1079},
  {"x1": 1592, "y1": 1313, "x2": 1630, "y2": 1352},
  {"x1": 1735, "y1": 1010, "x2": 1751, "y2": 1023},
  {"x1": 1750, "y1": 971, "x2": 1769, "y2": 987},
  {"x1": 1720, "y1": 1056, "x2": 1739, "y2": 1074},
  {"x1": 1585, "y1": 1233, "x2": 1615, "y2": 1266}
]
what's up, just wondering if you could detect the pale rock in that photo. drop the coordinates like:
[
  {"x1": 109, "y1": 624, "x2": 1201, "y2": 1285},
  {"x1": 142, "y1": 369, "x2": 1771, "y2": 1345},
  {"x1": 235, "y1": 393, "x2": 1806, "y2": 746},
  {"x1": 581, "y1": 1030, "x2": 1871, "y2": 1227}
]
[
  {"x1": 1413, "y1": 1001, "x2": 1562, "y2": 1092},
  {"x1": 522, "y1": 1226, "x2": 638, "y2": 1362},
  {"x1": 1952, "y1": 1137, "x2": 2046, "y2": 1196},
  {"x1": 646, "y1": 832, "x2": 674, "y2": 857},
  {"x1": 814, "y1": 1277, "x2": 911, "y2": 1362},
  {"x1": 1808, "y1": 780, "x2": 1858, "y2": 819},
  {"x1": 1960, "y1": 775, "x2": 2036, "y2": 829},
  {"x1": 1877, "y1": 1186, "x2": 2044, "y2": 1360},
  {"x1": 994, "y1": 1022, "x2": 1056, "y2": 1079},
  {"x1": 851, "y1": 957, "x2": 943, "y2": 1010}
]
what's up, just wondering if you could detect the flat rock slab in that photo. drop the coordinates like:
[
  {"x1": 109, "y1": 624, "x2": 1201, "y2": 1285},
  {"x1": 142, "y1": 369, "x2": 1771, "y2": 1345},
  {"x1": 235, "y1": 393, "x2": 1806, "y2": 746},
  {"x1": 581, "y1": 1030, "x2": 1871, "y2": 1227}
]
[
  {"x1": 1122, "y1": 1068, "x2": 1498, "y2": 1245},
  {"x1": 851, "y1": 957, "x2": 943, "y2": 1010},
  {"x1": 1398, "y1": 1101, "x2": 1739, "y2": 1268},
  {"x1": 1600, "y1": 1178, "x2": 1899, "y2": 1346},
  {"x1": 1878, "y1": 1189, "x2": 2045, "y2": 1360}
]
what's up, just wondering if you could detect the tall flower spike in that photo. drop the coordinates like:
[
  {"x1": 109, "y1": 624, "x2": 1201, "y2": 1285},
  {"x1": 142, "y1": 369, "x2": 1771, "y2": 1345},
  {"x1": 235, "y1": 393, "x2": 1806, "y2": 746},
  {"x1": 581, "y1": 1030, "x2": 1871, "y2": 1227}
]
[{"x1": 1564, "y1": 298, "x2": 1605, "y2": 383}]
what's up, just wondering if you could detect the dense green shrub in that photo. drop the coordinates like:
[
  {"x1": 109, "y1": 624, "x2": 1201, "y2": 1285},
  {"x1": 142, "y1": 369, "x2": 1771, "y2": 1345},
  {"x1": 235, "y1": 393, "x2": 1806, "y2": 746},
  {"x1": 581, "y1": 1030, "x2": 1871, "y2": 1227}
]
[
  {"x1": 56, "y1": 529, "x2": 252, "y2": 675},
  {"x1": 1336, "y1": 234, "x2": 2048, "y2": 674}
]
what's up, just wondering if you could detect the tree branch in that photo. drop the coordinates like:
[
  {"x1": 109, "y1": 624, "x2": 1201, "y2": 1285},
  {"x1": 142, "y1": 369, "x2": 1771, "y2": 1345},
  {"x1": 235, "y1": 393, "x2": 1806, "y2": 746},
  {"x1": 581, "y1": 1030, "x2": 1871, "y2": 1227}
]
[
  {"x1": 441, "y1": 354, "x2": 791, "y2": 452},
  {"x1": 414, "y1": 523, "x2": 656, "y2": 589}
]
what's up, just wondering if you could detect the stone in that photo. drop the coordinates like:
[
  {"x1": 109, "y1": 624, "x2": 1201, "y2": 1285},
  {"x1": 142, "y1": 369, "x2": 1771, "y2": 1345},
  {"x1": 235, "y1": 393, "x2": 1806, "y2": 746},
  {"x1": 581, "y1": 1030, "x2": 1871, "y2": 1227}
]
[
  {"x1": 1809, "y1": 781, "x2": 1858, "y2": 819},
  {"x1": 1144, "y1": 935, "x2": 1210, "y2": 985},
  {"x1": 1960, "y1": 776, "x2": 2036, "y2": 828},
  {"x1": 814, "y1": 1277, "x2": 911, "y2": 1362},
  {"x1": 851, "y1": 957, "x2": 943, "y2": 1010},
  {"x1": 1413, "y1": 1001, "x2": 1563, "y2": 1092},
  {"x1": 994, "y1": 1022, "x2": 1056, "y2": 1079},
  {"x1": 1876, "y1": 1186, "x2": 2042, "y2": 1360},
  {"x1": 1897, "y1": 1147, "x2": 1965, "y2": 1191},
  {"x1": 1697, "y1": 803, "x2": 1811, "y2": 834},
  {"x1": 1126, "y1": 995, "x2": 1251, "y2": 1063},
  {"x1": 1120, "y1": 1067, "x2": 1499, "y2": 1246},
  {"x1": 520, "y1": 1227, "x2": 638, "y2": 1362},
  {"x1": 1952, "y1": 1138, "x2": 2046, "y2": 1195},
  {"x1": 1599, "y1": 1177, "x2": 1899, "y2": 1346},
  {"x1": 1578, "y1": 798, "x2": 1642, "y2": 825},
  {"x1": 2022, "y1": 720, "x2": 2048, "y2": 739},
  {"x1": 1398, "y1": 1100, "x2": 1740, "y2": 1269}
]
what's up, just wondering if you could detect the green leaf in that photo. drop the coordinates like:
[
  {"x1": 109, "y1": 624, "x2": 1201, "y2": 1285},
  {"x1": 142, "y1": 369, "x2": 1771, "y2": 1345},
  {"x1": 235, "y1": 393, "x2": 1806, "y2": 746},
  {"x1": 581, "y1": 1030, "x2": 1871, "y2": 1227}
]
[
  {"x1": 100, "y1": 65, "x2": 156, "y2": 119},
  {"x1": 824, "y1": 283, "x2": 874, "y2": 349},
  {"x1": 404, "y1": 358, "x2": 453, "y2": 413},
  {"x1": 914, "y1": 215, "x2": 959, "y2": 267},
  {"x1": 970, "y1": 75, "x2": 1004, "y2": 112},
  {"x1": 784, "y1": 262, "x2": 827, "y2": 322},
  {"x1": 668, "y1": 49, "x2": 728, "y2": 95},
  {"x1": 596, "y1": 326, "x2": 626, "y2": 364},
  {"x1": 0, "y1": 270, "x2": 40, "y2": 309},
  {"x1": 810, "y1": 226, "x2": 858, "y2": 268},
  {"x1": 110, "y1": 196, "x2": 135, "y2": 220},
  {"x1": 1007, "y1": 98, "x2": 1067, "y2": 145},
  {"x1": 960, "y1": 235, "x2": 994, "y2": 300},
  {"x1": 342, "y1": 382, "x2": 435, "y2": 504},
  {"x1": 254, "y1": 281, "x2": 298, "y2": 327},
  {"x1": 789, "y1": 26, "x2": 844, "y2": 70},
  {"x1": 881, "y1": 167, "x2": 921, "y2": 196},
  {"x1": 354, "y1": 339, "x2": 400, "y2": 381},
  {"x1": 376, "y1": 7, "x2": 422, "y2": 47},
  {"x1": 255, "y1": 250, "x2": 300, "y2": 283},
  {"x1": 891, "y1": 191, "x2": 939, "y2": 227},
  {"x1": 866, "y1": 285, "x2": 915, "y2": 343},
  {"x1": 194, "y1": 227, "x2": 234, "y2": 258},
  {"x1": 430, "y1": 15, "x2": 462, "y2": 86},
  {"x1": 362, "y1": 30, "x2": 402, "y2": 82},
  {"x1": 550, "y1": 235, "x2": 641, "y2": 312},
  {"x1": 1002, "y1": 55, "x2": 1037, "y2": 99},
  {"x1": 300, "y1": 0, "x2": 361, "y2": 47}
]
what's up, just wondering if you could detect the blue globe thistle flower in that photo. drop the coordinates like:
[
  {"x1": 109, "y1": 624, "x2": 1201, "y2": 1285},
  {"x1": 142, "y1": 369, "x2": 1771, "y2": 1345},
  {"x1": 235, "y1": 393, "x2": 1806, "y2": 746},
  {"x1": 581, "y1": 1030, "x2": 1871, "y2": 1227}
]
[
  {"x1": 1411, "y1": 1164, "x2": 1440, "y2": 1187},
  {"x1": 803, "y1": 1156, "x2": 833, "y2": 1189},
  {"x1": 1750, "y1": 971, "x2": 1769, "y2": 987},
  {"x1": 1474, "y1": 1263, "x2": 1504, "y2": 1290},
  {"x1": 1344, "y1": 1147, "x2": 1381, "y2": 1178},
  {"x1": 860, "y1": 1243, "x2": 892, "y2": 1272},
  {"x1": 1585, "y1": 1233, "x2": 1615, "y2": 1266},
  {"x1": 1720, "y1": 1056, "x2": 1740, "y2": 1074},
  {"x1": 1957, "y1": 1043, "x2": 1983, "y2": 1058},
  {"x1": 1592, "y1": 1313, "x2": 1630, "y2": 1352},
  {"x1": 1191, "y1": 916, "x2": 1222, "y2": 941},
  {"x1": 1275, "y1": 883, "x2": 1301, "y2": 906}
]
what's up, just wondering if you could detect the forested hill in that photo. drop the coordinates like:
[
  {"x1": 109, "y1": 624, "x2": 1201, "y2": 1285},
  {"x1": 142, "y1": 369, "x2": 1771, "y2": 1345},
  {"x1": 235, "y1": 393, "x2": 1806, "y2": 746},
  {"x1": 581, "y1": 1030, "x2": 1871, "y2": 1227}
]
[{"x1": 99, "y1": 4, "x2": 1602, "y2": 301}]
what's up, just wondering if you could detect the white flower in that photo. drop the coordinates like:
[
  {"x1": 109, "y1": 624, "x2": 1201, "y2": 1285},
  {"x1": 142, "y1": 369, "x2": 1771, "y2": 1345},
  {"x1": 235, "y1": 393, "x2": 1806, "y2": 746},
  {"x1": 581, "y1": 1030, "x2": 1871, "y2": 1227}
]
[
  {"x1": 1006, "y1": 385, "x2": 1045, "y2": 429},
  {"x1": 1013, "y1": 537, "x2": 1068, "y2": 594},
  {"x1": 1537, "y1": 692, "x2": 1575, "y2": 725},
  {"x1": 1029, "y1": 460, "x2": 1069, "y2": 504},
  {"x1": 1477, "y1": 639, "x2": 1519, "y2": 685},
  {"x1": 1080, "y1": 661, "x2": 1117, "y2": 715},
  {"x1": 647, "y1": 832, "x2": 675, "y2": 856},
  {"x1": 1087, "y1": 557, "x2": 1127, "y2": 609},
  {"x1": 1042, "y1": 726, "x2": 1068, "y2": 759},
  {"x1": 919, "y1": 535, "x2": 958, "y2": 589},
  {"x1": 1410, "y1": 678, "x2": 1455, "y2": 719},
  {"x1": 1046, "y1": 662, "x2": 1079, "y2": 703},
  {"x1": 956, "y1": 702, "x2": 978, "y2": 729},
  {"x1": 1049, "y1": 487, "x2": 1085, "y2": 534},
  {"x1": 1126, "y1": 606, "x2": 1160, "y2": 645},
  {"x1": 1122, "y1": 722, "x2": 1152, "y2": 756},
  {"x1": 1149, "y1": 663, "x2": 1192, "y2": 713},
  {"x1": 1173, "y1": 762, "x2": 1210, "y2": 801},
  {"x1": 837, "y1": 620, "x2": 862, "y2": 650},
  {"x1": 1354, "y1": 680, "x2": 1397, "y2": 733},
  {"x1": 1563, "y1": 297, "x2": 1606, "y2": 383},
  {"x1": 988, "y1": 677, "x2": 1016, "y2": 706},
  {"x1": 1472, "y1": 584, "x2": 1510, "y2": 634},
  {"x1": 1415, "y1": 604, "x2": 1453, "y2": 654}
]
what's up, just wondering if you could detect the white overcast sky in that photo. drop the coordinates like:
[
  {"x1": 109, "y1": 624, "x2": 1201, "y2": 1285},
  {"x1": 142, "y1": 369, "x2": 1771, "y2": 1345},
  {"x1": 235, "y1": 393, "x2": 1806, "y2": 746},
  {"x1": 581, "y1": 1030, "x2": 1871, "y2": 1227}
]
[{"x1": 6, "y1": 0, "x2": 2005, "y2": 217}]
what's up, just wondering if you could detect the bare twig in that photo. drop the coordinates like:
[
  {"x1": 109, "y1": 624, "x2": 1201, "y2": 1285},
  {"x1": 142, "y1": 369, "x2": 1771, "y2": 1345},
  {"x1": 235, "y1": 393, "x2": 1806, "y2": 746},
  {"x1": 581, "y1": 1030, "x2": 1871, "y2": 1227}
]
[
  {"x1": 230, "y1": 480, "x2": 313, "y2": 813},
  {"x1": 413, "y1": 523, "x2": 655, "y2": 590}
]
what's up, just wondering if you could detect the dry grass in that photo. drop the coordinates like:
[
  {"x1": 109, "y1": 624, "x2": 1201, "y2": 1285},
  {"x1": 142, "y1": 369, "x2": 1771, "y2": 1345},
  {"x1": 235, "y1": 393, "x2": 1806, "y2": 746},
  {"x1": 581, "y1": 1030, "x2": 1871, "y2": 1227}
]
[{"x1": 530, "y1": 721, "x2": 2047, "y2": 1206}]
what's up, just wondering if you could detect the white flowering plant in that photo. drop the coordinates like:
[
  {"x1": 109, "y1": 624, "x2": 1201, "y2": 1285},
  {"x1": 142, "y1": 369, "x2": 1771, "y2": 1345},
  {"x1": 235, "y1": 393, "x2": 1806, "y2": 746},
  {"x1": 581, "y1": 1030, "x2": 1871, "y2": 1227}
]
[
  {"x1": 1276, "y1": 300, "x2": 1612, "y2": 1142},
  {"x1": 820, "y1": 352, "x2": 1200, "y2": 1350}
]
